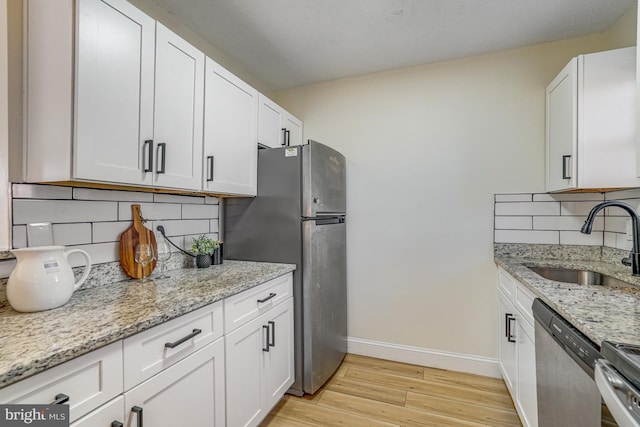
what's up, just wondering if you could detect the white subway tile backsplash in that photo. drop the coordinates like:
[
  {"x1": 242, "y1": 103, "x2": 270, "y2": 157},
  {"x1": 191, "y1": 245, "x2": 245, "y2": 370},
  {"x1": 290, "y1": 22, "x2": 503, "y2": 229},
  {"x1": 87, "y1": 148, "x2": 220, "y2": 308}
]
[
  {"x1": 118, "y1": 202, "x2": 182, "y2": 221},
  {"x1": 73, "y1": 188, "x2": 153, "y2": 202},
  {"x1": 605, "y1": 200, "x2": 640, "y2": 216},
  {"x1": 153, "y1": 194, "x2": 205, "y2": 204},
  {"x1": 12, "y1": 184, "x2": 72, "y2": 199},
  {"x1": 559, "y1": 201, "x2": 601, "y2": 216},
  {"x1": 533, "y1": 216, "x2": 603, "y2": 231},
  {"x1": 495, "y1": 202, "x2": 560, "y2": 216},
  {"x1": 559, "y1": 231, "x2": 603, "y2": 246},
  {"x1": 535, "y1": 193, "x2": 604, "y2": 202},
  {"x1": 604, "y1": 232, "x2": 617, "y2": 249},
  {"x1": 494, "y1": 194, "x2": 532, "y2": 202},
  {"x1": 494, "y1": 190, "x2": 640, "y2": 250},
  {"x1": 606, "y1": 189, "x2": 640, "y2": 200},
  {"x1": 13, "y1": 200, "x2": 118, "y2": 224},
  {"x1": 53, "y1": 223, "x2": 92, "y2": 246},
  {"x1": 67, "y1": 242, "x2": 119, "y2": 266},
  {"x1": 182, "y1": 204, "x2": 219, "y2": 220},
  {"x1": 494, "y1": 230, "x2": 559, "y2": 244},
  {"x1": 93, "y1": 222, "x2": 131, "y2": 243},
  {"x1": 7, "y1": 184, "x2": 222, "y2": 271},
  {"x1": 605, "y1": 216, "x2": 628, "y2": 234},
  {"x1": 604, "y1": 232, "x2": 633, "y2": 251},
  {"x1": 152, "y1": 219, "x2": 210, "y2": 237},
  {"x1": 494, "y1": 216, "x2": 532, "y2": 230},
  {"x1": 12, "y1": 226, "x2": 26, "y2": 248}
]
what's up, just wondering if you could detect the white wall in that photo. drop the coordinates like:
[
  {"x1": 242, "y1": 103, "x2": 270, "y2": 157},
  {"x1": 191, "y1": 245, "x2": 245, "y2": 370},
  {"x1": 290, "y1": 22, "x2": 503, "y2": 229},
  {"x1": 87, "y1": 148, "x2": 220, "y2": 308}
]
[{"x1": 274, "y1": 34, "x2": 611, "y2": 364}]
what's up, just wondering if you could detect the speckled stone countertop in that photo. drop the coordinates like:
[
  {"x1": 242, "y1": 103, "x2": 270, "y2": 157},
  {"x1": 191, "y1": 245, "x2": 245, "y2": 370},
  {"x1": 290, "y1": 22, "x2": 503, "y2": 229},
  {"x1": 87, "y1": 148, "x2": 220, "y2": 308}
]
[
  {"x1": 495, "y1": 243, "x2": 640, "y2": 348},
  {"x1": 0, "y1": 260, "x2": 296, "y2": 388}
]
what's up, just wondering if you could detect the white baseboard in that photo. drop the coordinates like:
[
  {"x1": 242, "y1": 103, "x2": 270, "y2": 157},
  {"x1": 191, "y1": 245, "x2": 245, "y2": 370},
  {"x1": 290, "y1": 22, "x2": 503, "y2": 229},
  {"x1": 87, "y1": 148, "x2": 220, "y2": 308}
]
[{"x1": 347, "y1": 337, "x2": 502, "y2": 378}]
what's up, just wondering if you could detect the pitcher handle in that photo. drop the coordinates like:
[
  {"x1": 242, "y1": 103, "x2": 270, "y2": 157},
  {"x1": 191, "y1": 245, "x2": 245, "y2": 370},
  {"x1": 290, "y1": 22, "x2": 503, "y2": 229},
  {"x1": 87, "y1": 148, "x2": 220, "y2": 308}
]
[{"x1": 64, "y1": 249, "x2": 92, "y2": 290}]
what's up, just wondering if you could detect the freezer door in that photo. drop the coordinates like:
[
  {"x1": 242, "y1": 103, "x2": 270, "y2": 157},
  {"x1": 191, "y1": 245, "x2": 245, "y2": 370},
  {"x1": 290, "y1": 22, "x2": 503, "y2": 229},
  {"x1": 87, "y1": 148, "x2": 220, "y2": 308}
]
[
  {"x1": 302, "y1": 217, "x2": 347, "y2": 394},
  {"x1": 302, "y1": 140, "x2": 346, "y2": 217}
]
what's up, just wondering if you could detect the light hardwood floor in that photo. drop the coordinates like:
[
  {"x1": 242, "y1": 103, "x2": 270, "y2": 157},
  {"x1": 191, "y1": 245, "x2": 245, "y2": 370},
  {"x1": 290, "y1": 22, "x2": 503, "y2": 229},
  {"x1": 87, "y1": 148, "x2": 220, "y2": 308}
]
[{"x1": 261, "y1": 354, "x2": 522, "y2": 427}]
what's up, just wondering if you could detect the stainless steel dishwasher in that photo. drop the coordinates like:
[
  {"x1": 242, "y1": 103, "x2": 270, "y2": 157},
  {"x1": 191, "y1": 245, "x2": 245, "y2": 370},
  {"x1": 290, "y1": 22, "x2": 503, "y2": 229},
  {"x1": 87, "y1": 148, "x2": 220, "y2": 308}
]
[{"x1": 532, "y1": 299, "x2": 617, "y2": 427}]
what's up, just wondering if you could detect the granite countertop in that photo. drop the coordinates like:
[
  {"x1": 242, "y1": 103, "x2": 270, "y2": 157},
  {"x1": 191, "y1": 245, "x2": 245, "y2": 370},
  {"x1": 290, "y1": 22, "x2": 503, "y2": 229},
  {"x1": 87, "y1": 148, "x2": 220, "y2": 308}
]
[
  {"x1": 0, "y1": 260, "x2": 296, "y2": 388},
  {"x1": 495, "y1": 246, "x2": 640, "y2": 348}
]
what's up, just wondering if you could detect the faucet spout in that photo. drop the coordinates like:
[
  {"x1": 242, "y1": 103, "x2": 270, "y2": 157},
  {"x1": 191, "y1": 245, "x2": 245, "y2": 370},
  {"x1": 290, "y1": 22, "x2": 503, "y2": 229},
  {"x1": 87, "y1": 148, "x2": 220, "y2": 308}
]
[{"x1": 580, "y1": 201, "x2": 640, "y2": 276}]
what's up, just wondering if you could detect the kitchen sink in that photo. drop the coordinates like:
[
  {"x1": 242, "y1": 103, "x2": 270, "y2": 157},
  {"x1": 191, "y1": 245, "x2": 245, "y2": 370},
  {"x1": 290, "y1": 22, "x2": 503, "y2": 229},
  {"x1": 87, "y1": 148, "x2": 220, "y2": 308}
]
[{"x1": 526, "y1": 266, "x2": 632, "y2": 288}]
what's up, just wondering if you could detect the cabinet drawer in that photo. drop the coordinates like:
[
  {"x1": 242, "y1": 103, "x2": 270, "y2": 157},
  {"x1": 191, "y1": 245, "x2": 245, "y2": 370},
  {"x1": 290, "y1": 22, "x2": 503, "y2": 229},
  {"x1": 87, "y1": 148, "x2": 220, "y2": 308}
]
[
  {"x1": 0, "y1": 341, "x2": 123, "y2": 423},
  {"x1": 71, "y1": 395, "x2": 124, "y2": 427},
  {"x1": 123, "y1": 301, "x2": 223, "y2": 390},
  {"x1": 498, "y1": 268, "x2": 516, "y2": 301},
  {"x1": 224, "y1": 273, "x2": 293, "y2": 334},
  {"x1": 515, "y1": 282, "x2": 536, "y2": 327}
]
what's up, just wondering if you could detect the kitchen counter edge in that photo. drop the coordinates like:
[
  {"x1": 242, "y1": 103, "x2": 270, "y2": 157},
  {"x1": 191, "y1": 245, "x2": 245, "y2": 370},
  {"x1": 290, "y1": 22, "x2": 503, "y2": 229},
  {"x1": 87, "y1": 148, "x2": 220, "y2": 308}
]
[
  {"x1": 0, "y1": 260, "x2": 296, "y2": 388},
  {"x1": 495, "y1": 255, "x2": 640, "y2": 349}
]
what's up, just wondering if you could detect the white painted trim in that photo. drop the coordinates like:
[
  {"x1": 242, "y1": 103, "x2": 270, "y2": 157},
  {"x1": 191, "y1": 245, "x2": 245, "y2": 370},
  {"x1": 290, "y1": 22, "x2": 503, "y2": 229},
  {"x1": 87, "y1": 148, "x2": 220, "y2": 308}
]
[{"x1": 347, "y1": 337, "x2": 502, "y2": 379}]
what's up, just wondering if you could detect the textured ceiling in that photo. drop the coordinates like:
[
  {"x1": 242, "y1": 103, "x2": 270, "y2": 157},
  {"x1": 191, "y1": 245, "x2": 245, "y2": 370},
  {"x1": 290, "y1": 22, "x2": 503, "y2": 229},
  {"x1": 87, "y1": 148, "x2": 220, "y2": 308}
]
[{"x1": 151, "y1": 0, "x2": 636, "y2": 90}]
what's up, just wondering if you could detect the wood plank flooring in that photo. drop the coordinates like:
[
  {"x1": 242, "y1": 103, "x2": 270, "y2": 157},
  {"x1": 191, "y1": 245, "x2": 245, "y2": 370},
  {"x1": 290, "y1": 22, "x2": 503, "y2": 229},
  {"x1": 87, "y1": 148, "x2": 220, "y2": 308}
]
[{"x1": 261, "y1": 354, "x2": 522, "y2": 427}]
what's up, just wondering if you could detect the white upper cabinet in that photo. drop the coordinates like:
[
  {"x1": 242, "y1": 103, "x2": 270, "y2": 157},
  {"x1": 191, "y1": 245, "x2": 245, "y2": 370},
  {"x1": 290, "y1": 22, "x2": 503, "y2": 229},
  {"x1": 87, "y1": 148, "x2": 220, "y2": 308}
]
[
  {"x1": 26, "y1": 0, "x2": 206, "y2": 191},
  {"x1": 76, "y1": 4, "x2": 204, "y2": 190},
  {"x1": 203, "y1": 58, "x2": 258, "y2": 196},
  {"x1": 75, "y1": 0, "x2": 156, "y2": 186},
  {"x1": 152, "y1": 23, "x2": 204, "y2": 190},
  {"x1": 546, "y1": 47, "x2": 639, "y2": 192},
  {"x1": 258, "y1": 94, "x2": 303, "y2": 148}
]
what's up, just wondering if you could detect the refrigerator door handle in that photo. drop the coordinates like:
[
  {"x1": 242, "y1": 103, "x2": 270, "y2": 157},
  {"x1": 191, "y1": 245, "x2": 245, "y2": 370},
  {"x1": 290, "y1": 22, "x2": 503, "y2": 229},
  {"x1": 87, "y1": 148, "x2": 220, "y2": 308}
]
[{"x1": 301, "y1": 215, "x2": 346, "y2": 225}]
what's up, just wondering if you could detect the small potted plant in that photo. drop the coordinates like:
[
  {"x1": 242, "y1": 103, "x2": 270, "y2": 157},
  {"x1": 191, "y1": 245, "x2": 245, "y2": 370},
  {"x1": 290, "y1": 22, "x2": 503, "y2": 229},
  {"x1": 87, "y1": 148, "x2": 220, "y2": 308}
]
[{"x1": 190, "y1": 235, "x2": 219, "y2": 268}]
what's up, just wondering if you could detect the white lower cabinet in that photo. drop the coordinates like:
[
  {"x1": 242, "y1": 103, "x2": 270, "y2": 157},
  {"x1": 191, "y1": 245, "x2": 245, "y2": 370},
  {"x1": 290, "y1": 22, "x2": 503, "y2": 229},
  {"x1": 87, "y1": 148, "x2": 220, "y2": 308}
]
[
  {"x1": 124, "y1": 338, "x2": 226, "y2": 427},
  {"x1": 497, "y1": 267, "x2": 537, "y2": 427},
  {"x1": 0, "y1": 341, "x2": 123, "y2": 424},
  {"x1": 0, "y1": 273, "x2": 294, "y2": 427},
  {"x1": 225, "y1": 276, "x2": 295, "y2": 427}
]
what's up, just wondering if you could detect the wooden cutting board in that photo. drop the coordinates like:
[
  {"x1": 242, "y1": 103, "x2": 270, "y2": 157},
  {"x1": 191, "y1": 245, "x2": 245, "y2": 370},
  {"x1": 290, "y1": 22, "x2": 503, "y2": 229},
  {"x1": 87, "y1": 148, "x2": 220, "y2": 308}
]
[{"x1": 119, "y1": 204, "x2": 157, "y2": 279}]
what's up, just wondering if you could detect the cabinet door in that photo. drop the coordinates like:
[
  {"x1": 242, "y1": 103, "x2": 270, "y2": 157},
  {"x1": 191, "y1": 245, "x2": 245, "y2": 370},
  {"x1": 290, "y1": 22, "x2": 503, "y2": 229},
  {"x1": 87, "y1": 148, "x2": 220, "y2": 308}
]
[
  {"x1": 283, "y1": 112, "x2": 303, "y2": 146},
  {"x1": 153, "y1": 23, "x2": 204, "y2": 190},
  {"x1": 203, "y1": 58, "x2": 258, "y2": 196},
  {"x1": 258, "y1": 94, "x2": 285, "y2": 148},
  {"x1": 545, "y1": 58, "x2": 578, "y2": 191},
  {"x1": 70, "y1": 396, "x2": 125, "y2": 427},
  {"x1": 225, "y1": 314, "x2": 265, "y2": 427},
  {"x1": 516, "y1": 318, "x2": 538, "y2": 427},
  {"x1": 498, "y1": 293, "x2": 517, "y2": 395},
  {"x1": 263, "y1": 298, "x2": 295, "y2": 410},
  {"x1": 75, "y1": 0, "x2": 155, "y2": 186},
  {"x1": 124, "y1": 338, "x2": 226, "y2": 427}
]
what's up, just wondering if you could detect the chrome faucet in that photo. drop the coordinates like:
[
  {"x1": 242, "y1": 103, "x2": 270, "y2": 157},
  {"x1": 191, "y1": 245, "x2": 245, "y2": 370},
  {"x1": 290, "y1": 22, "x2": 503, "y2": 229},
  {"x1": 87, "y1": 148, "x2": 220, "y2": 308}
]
[{"x1": 580, "y1": 200, "x2": 640, "y2": 276}]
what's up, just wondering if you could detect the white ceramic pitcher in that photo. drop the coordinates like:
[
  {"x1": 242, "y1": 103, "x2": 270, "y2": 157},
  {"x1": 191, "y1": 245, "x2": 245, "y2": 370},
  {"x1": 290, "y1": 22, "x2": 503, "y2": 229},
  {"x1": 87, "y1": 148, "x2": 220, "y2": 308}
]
[{"x1": 7, "y1": 246, "x2": 92, "y2": 312}]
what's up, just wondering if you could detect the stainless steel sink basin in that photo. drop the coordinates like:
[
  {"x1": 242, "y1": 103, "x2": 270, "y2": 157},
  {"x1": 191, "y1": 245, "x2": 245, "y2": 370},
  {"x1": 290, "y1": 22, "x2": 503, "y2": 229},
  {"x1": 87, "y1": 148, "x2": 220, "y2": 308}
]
[{"x1": 526, "y1": 266, "x2": 632, "y2": 288}]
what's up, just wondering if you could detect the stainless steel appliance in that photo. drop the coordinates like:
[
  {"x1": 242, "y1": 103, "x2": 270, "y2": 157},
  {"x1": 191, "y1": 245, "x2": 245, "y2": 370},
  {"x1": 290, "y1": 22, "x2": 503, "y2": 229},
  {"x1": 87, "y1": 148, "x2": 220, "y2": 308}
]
[
  {"x1": 225, "y1": 140, "x2": 347, "y2": 395},
  {"x1": 596, "y1": 342, "x2": 640, "y2": 427},
  {"x1": 532, "y1": 299, "x2": 618, "y2": 427}
]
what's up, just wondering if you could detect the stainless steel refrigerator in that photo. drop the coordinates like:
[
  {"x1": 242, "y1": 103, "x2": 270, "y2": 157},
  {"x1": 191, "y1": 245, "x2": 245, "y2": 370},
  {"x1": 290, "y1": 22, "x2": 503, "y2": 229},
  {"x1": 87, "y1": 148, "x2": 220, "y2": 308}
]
[{"x1": 225, "y1": 140, "x2": 347, "y2": 395}]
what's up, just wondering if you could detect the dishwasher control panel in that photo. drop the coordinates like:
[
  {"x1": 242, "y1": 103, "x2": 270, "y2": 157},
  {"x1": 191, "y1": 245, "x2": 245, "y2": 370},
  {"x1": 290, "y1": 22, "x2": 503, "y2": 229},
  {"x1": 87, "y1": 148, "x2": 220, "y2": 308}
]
[{"x1": 532, "y1": 298, "x2": 601, "y2": 374}]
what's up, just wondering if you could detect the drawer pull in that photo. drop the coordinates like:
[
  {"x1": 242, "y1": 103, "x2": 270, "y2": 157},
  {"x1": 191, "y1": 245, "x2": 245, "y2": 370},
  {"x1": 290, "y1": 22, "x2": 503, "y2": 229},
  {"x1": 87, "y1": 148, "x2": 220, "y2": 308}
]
[
  {"x1": 131, "y1": 406, "x2": 143, "y2": 427},
  {"x1": 52, "y1": 393, "x2": 69, "y2": 405},
  {"x1": 257, "y1": 292, "x2": 277, "y2": 303},
  {"x1": 165, "y1": 329, "x2": 202, "y2": 349},
  {"x1": 111, "y1": 422, "x2": 124, "y2": 427},
  {"x1": 263, "y1": 324, "x2": 270, "y2": 352}
]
